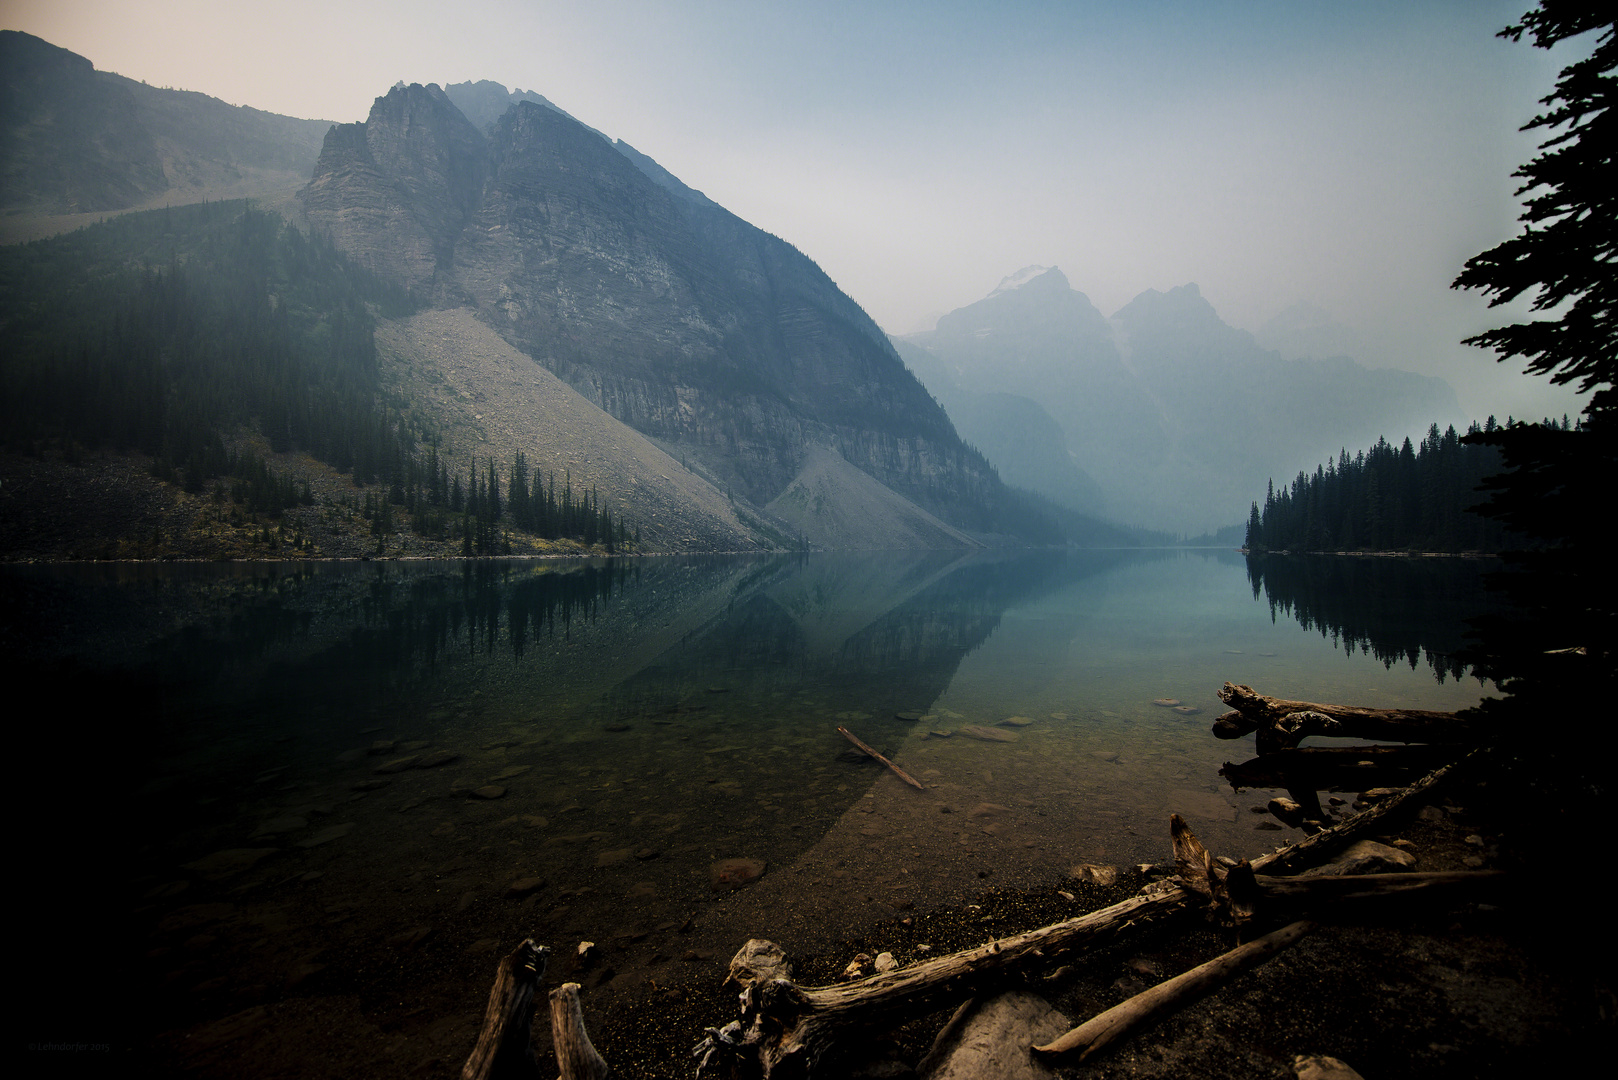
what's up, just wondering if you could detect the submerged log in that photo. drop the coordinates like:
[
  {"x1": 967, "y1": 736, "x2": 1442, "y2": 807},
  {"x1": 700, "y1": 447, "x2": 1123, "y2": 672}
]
[
  {"x1": 837, "y1": 726, "x2": 926, "y2": 789},
  {"x1": 1220, "y1": 745, "x2": 1454, "y2": 792},
  {"x1": 1033, "y1": 920, "x2": 1315, "y2": 1062},
  {"x1": 1216, "y1": 683, "x2": 1468, "y2": 752},
  {"x1": 463, "y1": 939, "x2": 550, "y2": 1080}
]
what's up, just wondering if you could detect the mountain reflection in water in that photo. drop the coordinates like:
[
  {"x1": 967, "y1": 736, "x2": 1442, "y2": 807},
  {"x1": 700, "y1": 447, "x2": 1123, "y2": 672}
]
[{"x1": 6, "y1": 549, "x2": 1492, "y2": 1074}]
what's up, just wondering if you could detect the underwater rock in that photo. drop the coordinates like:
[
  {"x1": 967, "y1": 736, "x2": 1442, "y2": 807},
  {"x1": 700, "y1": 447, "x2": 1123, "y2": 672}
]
[
  {"x1": 505, "y1": 876, "x2": 546, "y2": 898},
  {"x1": 710, "y1": 857, "x2": 766, "y2": 890},
  {"x1": 959, "y1": 726, "x2": 1017, "y2": 742},
  {"x1": 251, "y1": 815, "x2": 307, "y2": 838},
  {"x1": 295, "y1": 823, "x2": 354, "y2": 848}
]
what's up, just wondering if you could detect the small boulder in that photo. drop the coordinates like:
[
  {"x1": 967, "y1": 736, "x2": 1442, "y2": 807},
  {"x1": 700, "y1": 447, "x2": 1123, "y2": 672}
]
[
  {"x1": 505, "y1": 876, "x2": 546, "y2": 899},
  {"x1": 727, "y1": 938, "x2": 792, "y2": 988}
]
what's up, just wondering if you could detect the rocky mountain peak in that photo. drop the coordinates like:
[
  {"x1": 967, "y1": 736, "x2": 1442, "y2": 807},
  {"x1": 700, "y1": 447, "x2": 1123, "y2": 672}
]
[
  {"x1": 301, "y1": 83, "x2": 488, "y2": 295},
  {"x1": 989, "y1": 265, "x2": 1067, "y2": 296},
  {"x1": 1110, "y1": 282, "x2": 1215, "y2": 327},
  {"x1": 934, "y1": 264, "x2": 1108, "y2": 342}
]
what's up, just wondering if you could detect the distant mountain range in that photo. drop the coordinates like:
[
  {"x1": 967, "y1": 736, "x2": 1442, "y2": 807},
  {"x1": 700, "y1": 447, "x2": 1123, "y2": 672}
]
[{"x1": 896, "y1": 267, "x2": 1466, "y2": 534}]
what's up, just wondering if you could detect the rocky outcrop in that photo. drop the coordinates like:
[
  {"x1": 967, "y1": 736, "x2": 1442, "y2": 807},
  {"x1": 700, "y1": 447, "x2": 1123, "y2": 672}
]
[
  {"x1": 302, "y1": 85, "x2": 1004, "y2": 543},
  {"x1": 301, "y1": 84, "x2": 486, "y2": 295}
]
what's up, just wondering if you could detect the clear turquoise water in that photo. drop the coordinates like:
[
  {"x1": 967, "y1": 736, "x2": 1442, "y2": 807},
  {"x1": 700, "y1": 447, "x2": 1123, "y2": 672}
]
[{"x1": 6, "y1": 549, "x2": 1494, "y2": 1062}]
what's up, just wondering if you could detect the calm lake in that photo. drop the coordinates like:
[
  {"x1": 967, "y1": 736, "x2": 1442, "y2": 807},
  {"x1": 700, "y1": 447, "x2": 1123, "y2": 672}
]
[{"x1": 8, "y1": 548, "x2": 1495, "y2": 1073}]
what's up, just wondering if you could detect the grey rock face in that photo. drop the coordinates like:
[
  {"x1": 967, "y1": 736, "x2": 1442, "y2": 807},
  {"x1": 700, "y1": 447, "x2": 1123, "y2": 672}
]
[{"x1": 301, "y1": 86, "x2": 1002, "y2": 537}]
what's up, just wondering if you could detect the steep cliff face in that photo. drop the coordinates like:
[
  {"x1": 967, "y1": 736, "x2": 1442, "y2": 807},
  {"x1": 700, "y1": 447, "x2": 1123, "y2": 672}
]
[
  {"x1": 302, "y1": 87, "x2": 1002, "y2": 537},
  {"x1": 300, "y1": 84, "x2": 486, "y2": 295}
]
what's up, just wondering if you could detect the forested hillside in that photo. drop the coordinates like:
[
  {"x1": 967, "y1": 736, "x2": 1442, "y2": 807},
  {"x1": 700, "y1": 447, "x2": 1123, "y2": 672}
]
[
  {"x1": 0, "y1": 201, "x2": 631, "y2": 557},
  {"x1": 1, "y1": 201, "x2": 413, "y2": 483},
  {"x1": 1242, "y1": 418, "x2": 1574, "y2": 554}
]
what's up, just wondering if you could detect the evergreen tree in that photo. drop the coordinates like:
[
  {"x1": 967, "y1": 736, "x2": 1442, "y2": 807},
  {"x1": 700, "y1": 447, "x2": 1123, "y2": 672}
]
[{"x1": 1448, "y1": 2, "x2": 1616, "y2": 849}]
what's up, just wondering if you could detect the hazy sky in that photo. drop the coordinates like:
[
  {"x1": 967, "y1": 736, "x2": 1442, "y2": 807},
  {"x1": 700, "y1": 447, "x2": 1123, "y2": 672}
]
[{"x1": 6, "y1": 0, "x2": 1597, "y2": 422}]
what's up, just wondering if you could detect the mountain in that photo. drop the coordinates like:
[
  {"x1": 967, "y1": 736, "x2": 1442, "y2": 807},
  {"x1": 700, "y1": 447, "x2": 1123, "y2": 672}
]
[
  {"x1": 300, "y1": 82, "x2": 1009, "y2": 545},
  {"x1": 899, "y1": 268, "x2": 1466, "y2": 534},
  {"x1": 2, "y1": 42, "x2": 1026, "y2": 553},
  {"x1": 0, "y1": 31, "x2": 331, "y2": 237}
]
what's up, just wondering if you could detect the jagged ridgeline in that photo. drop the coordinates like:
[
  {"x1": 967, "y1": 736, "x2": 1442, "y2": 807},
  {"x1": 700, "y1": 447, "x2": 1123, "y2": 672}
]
[{"x1": 0, "y1": 201, "x2": 413, "y2": 490}]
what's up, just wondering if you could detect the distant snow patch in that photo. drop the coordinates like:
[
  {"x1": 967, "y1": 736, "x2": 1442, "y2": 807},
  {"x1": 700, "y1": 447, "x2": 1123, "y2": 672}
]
[{"x1": 989, "y1": 265, "x2": 1054, "y2": 296}]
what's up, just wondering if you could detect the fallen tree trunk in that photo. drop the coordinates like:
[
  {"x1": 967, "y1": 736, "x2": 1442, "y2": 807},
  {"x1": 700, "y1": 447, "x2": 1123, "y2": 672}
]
[
  {"x1": 1033, "y1": 920, "x2": 1315, "y2": 1062},
  {"x1": 1215, "y1": 682, "x2": 1469, "y2": 752}
]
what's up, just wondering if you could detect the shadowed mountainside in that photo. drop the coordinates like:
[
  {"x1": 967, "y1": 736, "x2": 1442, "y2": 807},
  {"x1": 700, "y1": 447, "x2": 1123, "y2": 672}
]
[
  {"x1": 300, "y1": 83, "x2": 1008, "y2": 545},
  {"x1": 0, "y1": 31, "x2": 330, "y2": 238}
]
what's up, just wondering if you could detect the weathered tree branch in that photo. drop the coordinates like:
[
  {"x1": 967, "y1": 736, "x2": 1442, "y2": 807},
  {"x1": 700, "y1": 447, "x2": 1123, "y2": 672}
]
[
  {"x1": 463, "y1": 939, "x2": 549, "y2": 1080},
  {"x1": 550, "y1": 982, "x2": 615, "y2": 1080},
  {"x1": 1251, "y1": 754, "x2": 1466, "y2": 875},
  {"x1": 1033, "y1": 920, "x2": 1315, "y2": 1062},
  {"x1": 837, "y1": 726, "x2": 925, "y2": 789}
]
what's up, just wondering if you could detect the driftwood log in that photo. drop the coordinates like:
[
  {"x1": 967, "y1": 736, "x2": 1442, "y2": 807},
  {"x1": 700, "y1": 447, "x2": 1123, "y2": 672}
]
[
  {"x1": 551, "y1": 983, "x2": 615, "y2": 1080},
  {"x1": 463, "y1": 939, "x2": 550, "y2": 1080},
  {"x1": 1213, "y1": 682, "x2": 1468, "y2": 753},
  {"x1": 1033, "y1": 920, "x2": 1316, "y2": 1062},
  {"x1": 693, "y1": 887, "x2": 1198, "y2": 1079},
  {"x1": 690, "y1": 755, "x2": 1479, "y2": 1079}
]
